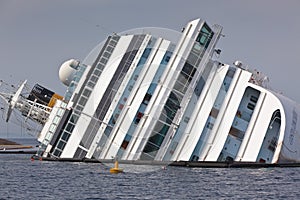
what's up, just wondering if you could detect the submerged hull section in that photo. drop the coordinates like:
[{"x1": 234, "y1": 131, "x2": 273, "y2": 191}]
[{"x1": 32, "y1": 18, "x2": 300, "y2": 164}]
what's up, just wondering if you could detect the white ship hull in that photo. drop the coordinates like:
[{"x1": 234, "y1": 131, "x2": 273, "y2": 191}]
[{"x1": 3, "y1": 18, "x2": 300, "y2": 164}]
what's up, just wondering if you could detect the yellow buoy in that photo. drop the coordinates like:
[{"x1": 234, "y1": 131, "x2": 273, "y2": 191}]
[{"x1": 109, "y1": 160, "x2": 123, "y2": 174}]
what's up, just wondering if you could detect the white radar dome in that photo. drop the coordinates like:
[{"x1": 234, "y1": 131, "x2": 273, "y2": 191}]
[{"x1": 59, "y1": 59, "x2": 79, "y2": 86}]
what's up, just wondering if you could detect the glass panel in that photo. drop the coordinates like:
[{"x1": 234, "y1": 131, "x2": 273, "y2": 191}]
[
  {"x1": 196, "y1": 23, "x2": 214, "y2": 49},
  {"x1": 66, "y1": 123, "x2": 75, "y2": 133},
  {"x1": 57, "y1": 141, "x2": 66, "y2": 150},
  {"x1": 53, "y1": 149, "x2": 62, "y2": 157},
  {"x1": 61, "y1": 132, "x2": 70, "y2": 141},
  {"x1": 82, "y1": 89, "x2": 92, "y2": 98},
  {"x1": 218, "y1": 87, "x2": 260, "y2": 161},
  {"x1": 78, "y1": 96, "x2": 88, "y2": 107}
]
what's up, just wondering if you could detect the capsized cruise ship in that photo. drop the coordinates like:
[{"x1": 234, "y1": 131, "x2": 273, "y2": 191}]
[{"x1": 2, "y1": 18, "x2": 300, "y2": 164}]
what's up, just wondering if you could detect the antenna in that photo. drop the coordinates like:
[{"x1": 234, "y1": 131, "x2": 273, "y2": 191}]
[
  {"x1": 0, "y1": 80, "x2": 52, "y2": 125},
  {"x1": 6, "y1": 80, "x2": 27, "y2": 122}
]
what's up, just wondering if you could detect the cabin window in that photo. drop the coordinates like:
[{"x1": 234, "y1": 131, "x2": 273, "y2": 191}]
[
  {"x1": 53, "y1": 149, "x2": 62, "y2": 157},
  {"x1": 82, "y1": 89, "x2": 91, "y2": 98},
  {"x1": 247, "y1": 103, "x2": 255, "y2": 111},
  {"x1": 121, "y1": 140, "x2": 129, "y2": 150},
  {"x1": 268, "y1": 137, "x2": 277, "y2": 152},
  {"x1": 106, "y1": 46, "x2": 114, "y2": 53},
  {"x1": 250, "y1": 95, "x2": 258, "y2": 103},
  {"x1": 165, "y1": 55, "x2": 170, "y2": 62},
  {"x1": 57, "y1": 108, "x2": 64, "y2": 116},
  {"x1": 103, "y1": 52, "x2": 110, "y2": 59},
  {"x1": 206, "y1": 122, "x2": 214, "y2": 130},
  {"x1": 184, "y1": 117, "x2": 190, "y2": 123},
  {"x1": 61, "y1": 132, "x2": 70, "y2": 141},
  {"x1": 133, "y1": 74, "x2": 139, "y2": 81},
  {"x1": 196, "y1": 23, "x2": 214, "y2": 49},
  {"x1": 110, "y1": 40, "x2": 117, "y2": 47},
  {"x1": 142, "y1": 48, "x2": 151, "y2": 59},
  {"x1": 78, "y1": 97, "x2": 88, "y2": 107},
  {"x1": 96, "y1": 63, "x2": 105, "y2": 71},
  {"x1": 142, "y1": 93, "x2": 152, "y2": 105},
  {"x1": 66, "y1": 123, "x2": 75, "y2": 133},
  {"x1": 93, "y1": 69, "x2": 101, "y2": 76},
  {"x1": 57, "y1": 141, "x2": 66, "y2": 150},
  {"x1": 191, "y1": 155, "x2": 199, "y2": 161},
  {"x1": 70, "y1": 115, "x2": 79, "y2": 124},
  {"x1": 75, "y1": 104, "x2": 84, "y2": 111},
  {"x1": 53, "y1": 116, "x2": 60, "y2": 124},
  {"x1": 100, "y1": 58, "x2": 108, "y2": 65},
  {"x1": 49, "y1": 124, "x2": 56, "y2": 132}
]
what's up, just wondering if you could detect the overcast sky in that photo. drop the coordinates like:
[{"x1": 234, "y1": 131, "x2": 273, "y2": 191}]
[{"x1": 1, "y1": 0, "x2": 300, "y2": 137}]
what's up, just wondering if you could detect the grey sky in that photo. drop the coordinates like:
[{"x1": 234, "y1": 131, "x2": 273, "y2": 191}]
[{"x1": 1, "y1": 0, "x2": 300, "y2": 136}]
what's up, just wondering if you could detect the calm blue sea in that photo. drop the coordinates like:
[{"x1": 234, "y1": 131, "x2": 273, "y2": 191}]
[{"x1": 1, "y1": 154, "x2": 300, "y2": 200}]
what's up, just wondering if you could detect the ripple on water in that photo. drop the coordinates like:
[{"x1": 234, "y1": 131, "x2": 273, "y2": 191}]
[{"x1": 1, "y1": 155, "x2": 300, "y2": 199}]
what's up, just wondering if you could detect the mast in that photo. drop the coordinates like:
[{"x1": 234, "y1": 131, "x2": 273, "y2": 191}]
[{"x1": 0, "y1": 80, "x2": 52, "y2": 125}]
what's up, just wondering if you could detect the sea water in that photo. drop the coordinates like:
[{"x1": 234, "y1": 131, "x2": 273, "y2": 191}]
[{"x1": 0, "y1": 154, "x2": 300, "y2": 199}]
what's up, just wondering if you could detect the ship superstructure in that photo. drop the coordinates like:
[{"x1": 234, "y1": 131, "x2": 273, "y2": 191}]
[{"x1": 3, "y1": 18, "x2": 300, "y2": 163}]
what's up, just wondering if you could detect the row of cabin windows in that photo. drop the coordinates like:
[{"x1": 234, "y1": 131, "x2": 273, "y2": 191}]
[
  {"x1": 52, "y1": 37, "x2": 120, "y2": 157},
  {"x1": 142, "y1": 24, "x2": 215, "y2": 159}
]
